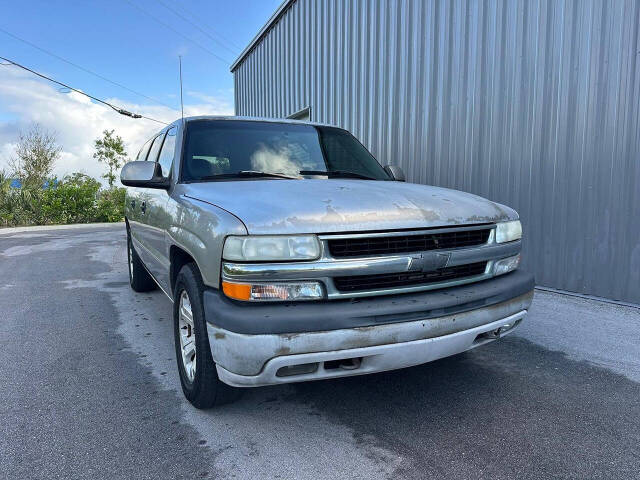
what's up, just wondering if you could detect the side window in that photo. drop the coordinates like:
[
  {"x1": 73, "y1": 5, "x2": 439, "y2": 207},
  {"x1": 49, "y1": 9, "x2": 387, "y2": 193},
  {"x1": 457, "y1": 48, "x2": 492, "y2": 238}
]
[
  {"x1": 157, "y1": 127, "x2": 177, "y2": 177},
  {"x1": 320, "y1": 129, "x2": 386, "y2": 178},
  {"x1": 136, "y1": 138, "x2": 153, "y2": 161},
  {"x1": 147, "y1": 134, "x2": 163, "y2": 163}
]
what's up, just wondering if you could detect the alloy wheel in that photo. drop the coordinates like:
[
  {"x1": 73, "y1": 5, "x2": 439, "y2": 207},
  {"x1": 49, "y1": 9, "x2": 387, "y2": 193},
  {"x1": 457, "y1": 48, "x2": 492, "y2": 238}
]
[{"x1": 178, "y1": 290, "x2": 197, "y2": 382}]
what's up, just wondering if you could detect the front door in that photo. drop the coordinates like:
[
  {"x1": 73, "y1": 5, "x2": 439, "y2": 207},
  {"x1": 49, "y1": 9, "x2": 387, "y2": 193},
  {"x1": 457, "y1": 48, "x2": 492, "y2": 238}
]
[
  {"x1": 142, "y1": 127, "x2": 177, "y2": 293},
  {"x1": 128, "y1": 137, "x2": 153, "y2": 260},
  {"x1": 135, "y1": 133, "x2": 163, "y2": 274}
]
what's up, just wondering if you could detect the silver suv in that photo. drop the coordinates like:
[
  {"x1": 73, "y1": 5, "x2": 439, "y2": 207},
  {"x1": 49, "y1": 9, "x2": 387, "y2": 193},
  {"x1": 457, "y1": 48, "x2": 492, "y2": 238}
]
[{"x1": 121, "y1": 116, "x2": 534, "y2": 408}]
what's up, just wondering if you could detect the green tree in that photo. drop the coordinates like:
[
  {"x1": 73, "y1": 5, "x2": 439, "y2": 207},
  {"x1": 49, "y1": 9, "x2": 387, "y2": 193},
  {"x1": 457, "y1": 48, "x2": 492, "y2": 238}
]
[
  {"x1": 93, "y1": 129, "x2": 128, "y2": 188},
  {"x1": 9, "y1": 123, "x2": 61, "y2": 188}
]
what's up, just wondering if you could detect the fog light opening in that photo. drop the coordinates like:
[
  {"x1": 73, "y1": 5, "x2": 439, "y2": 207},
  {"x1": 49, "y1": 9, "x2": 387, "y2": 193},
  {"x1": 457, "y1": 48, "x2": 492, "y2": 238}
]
[{"x1": 276, "y1": 362, "x2": 318, "y2": 377}]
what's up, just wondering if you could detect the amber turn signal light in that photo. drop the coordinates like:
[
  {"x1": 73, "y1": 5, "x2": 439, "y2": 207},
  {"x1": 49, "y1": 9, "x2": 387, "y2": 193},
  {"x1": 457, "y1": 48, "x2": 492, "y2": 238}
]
[{"x1": 222, "y1": 281, "x2": 252, "y2": 301}]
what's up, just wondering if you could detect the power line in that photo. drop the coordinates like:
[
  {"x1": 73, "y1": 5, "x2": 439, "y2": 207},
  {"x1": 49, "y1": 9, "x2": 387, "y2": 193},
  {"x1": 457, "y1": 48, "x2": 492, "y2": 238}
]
[
  {"x1": 156, "y1": 0, "x2": 244, "y2": 52},
  {"x1": 153, "y1": 0, "x2": 240, "y2": 57},
  {"x1": 0, "y1": 56, "x2": 169, "y2": 125},
  {"x1": 122, "y1": 0, "x2": 232, "y2": 65},
  {"x1": 0, "y1": 26, "x2": 176, "y2": 110}
]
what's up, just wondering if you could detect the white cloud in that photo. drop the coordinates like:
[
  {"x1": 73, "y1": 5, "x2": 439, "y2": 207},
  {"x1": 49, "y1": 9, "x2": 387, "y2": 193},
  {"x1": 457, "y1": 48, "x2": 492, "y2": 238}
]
[
  {"x1": 0, "y1": 67, "x2": 233, "y2": 183},
  {"x1": 186, "y1": 90, "x2": 234, "y2": 112}
]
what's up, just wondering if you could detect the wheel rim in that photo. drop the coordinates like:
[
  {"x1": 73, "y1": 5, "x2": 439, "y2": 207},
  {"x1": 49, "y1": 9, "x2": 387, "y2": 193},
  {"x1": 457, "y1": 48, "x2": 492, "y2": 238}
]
[
  {"x1": 127, "y1": 241, "x2": 134, "y2": 280},
  {"x1": 178, "y1": 290, "x2": 197, "y2": 382}
]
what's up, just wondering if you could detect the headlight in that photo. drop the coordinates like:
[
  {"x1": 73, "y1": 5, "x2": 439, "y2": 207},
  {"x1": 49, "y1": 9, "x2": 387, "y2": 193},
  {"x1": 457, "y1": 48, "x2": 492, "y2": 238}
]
[
  {"x1": 222, "y1": 281, "x2": 324, "y2": 301},
  {"x1": 493, "y1": 254, "x2": 521, "y2": 275},
  {"x1": 223, "y1": 235, "x2": 321, "y2": 261},
  {"x1": 495, "y1": 220, "x2": 522, "y2": 243}
]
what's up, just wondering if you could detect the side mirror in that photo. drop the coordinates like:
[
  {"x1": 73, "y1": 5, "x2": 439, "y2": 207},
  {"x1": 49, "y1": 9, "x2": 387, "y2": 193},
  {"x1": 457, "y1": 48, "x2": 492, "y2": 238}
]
[
  {"x1": 120, "y1": 161, "x2": 170, "y2": 189},
  {"x1": 384, "y1": 165, "x2": 406, "y2": 182}
]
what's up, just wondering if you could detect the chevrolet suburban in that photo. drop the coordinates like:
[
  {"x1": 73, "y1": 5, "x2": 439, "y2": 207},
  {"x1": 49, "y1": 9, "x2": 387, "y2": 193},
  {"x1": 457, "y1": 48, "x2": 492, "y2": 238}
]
[{"x1": 121, "y1": 116, "x2": 534, "y2": 409}]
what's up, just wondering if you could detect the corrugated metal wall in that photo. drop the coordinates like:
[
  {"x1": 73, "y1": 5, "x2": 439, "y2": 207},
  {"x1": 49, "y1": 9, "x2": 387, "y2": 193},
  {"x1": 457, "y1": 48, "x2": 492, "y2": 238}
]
[{"x1": 233, "y1": 0, "x2": 640, "y2": 304}]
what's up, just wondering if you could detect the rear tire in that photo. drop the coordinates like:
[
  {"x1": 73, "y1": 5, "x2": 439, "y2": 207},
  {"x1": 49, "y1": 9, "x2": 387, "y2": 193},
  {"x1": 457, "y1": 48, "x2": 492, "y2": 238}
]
[
  {"x1": 127, "y1": 230, "x2": 156, "y2": 292},
  {"x1": 173, "y1": 263, "x2": 241, "y2": 408}
]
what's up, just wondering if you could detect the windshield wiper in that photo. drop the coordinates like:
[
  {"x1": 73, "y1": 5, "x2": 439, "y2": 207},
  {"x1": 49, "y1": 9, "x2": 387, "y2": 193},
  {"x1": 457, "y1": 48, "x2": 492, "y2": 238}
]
[
  {"x1": 299, "y1": 170, "x2": 376, "y2": 180},
  {"x1": 197, "y1": 170, "x2": 298, "y2": 180}
]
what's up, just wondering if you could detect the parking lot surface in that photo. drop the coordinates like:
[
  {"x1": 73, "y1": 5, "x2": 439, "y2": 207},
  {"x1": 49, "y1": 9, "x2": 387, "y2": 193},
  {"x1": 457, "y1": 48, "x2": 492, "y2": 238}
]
[{"x1": 1, "y1": 224, "x2": 639, "y2": 479}]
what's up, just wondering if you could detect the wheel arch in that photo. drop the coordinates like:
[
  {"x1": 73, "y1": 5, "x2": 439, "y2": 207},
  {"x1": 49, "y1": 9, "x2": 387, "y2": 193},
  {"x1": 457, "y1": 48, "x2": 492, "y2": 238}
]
[{"x1": 169, "y1": 245, "x2": 200, "y2": 295}]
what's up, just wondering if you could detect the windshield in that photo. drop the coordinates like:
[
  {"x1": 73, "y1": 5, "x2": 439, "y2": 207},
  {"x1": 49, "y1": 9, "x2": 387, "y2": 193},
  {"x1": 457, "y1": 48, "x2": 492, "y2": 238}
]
[{"x1": 181, "y1": 120, "x2": 391, "y2": 181}]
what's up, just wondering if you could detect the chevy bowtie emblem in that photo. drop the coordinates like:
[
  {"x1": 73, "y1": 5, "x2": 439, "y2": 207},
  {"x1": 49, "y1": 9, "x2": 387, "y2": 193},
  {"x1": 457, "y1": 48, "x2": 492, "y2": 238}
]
[{"x1": 408, "y1": 252, "x2": 451, "y2": 272}]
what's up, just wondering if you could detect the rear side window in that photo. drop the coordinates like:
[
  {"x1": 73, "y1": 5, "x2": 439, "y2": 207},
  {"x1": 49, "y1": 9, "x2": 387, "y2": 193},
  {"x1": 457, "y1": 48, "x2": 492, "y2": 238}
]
[
  {"x1": 147, "y1": 134, "x2": 163, "y2": 163},
  {"x1": 157, "y1": 127, "x2": 177, "y2": 177},
  {"x1": 136, "y1": 138, "x2": 153, "y2": 161}
]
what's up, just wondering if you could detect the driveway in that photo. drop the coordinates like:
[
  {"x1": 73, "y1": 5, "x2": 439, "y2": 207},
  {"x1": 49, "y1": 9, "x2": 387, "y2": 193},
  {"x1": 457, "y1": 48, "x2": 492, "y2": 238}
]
[{"x1": 1, "y1": 224, "x2": 639, "y2": 479}]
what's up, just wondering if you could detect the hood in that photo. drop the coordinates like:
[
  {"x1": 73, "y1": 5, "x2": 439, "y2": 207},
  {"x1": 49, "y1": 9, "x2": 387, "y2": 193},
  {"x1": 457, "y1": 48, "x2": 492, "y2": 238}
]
[{"x1": 183, "y1": 179, "x2": 517, "y2": 234}]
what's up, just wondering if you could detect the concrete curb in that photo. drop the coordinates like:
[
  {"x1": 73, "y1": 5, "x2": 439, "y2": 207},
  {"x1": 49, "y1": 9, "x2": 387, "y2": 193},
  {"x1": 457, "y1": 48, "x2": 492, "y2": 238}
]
[
  {"x1": 0, "y1": 222, "x2": 125, "y2": 235},
  {"x1": 535, "y1": 286, "x2": 640, "y2": 310}
]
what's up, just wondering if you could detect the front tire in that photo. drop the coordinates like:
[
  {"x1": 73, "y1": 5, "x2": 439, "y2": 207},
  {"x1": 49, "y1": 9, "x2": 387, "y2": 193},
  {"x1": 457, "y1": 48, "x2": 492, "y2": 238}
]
[
  {"x1": 127, "y1": 230, "x2": 156, "y2": 292},
  {"x1": 173, "y1": 263, "x2": 240, "y2": 408}
]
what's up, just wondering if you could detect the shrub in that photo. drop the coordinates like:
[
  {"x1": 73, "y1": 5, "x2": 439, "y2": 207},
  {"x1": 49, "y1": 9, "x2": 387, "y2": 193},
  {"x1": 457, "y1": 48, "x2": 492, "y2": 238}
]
[
  {"x1": 40, "y1": 173, "x2": 101, "y2": 224},
  {"x1": 0, "y1": 171, "x2": 40, "y2": 226},
  {"x1": 96, "y1": 187, "x2": 126, "y2": 222},
  {"x1": 0, "y1": 171, "x2": 126, "y2": 227}
]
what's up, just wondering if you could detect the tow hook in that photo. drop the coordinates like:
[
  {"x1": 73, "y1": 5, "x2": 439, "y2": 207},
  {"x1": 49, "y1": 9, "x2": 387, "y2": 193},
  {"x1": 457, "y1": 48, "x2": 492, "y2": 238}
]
[
  {"x1": 496, "y1": 324, "x2": 512, "y2": 336},
  {"x1": 476, "y1": 321, "x2": 519, "y2": 342}
]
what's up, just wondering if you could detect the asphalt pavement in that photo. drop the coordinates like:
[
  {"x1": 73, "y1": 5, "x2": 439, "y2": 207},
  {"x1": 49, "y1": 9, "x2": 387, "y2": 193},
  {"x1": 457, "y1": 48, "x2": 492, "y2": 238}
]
[{"x1": 1, "y1": 224, "x2": 639, "y2": 480}]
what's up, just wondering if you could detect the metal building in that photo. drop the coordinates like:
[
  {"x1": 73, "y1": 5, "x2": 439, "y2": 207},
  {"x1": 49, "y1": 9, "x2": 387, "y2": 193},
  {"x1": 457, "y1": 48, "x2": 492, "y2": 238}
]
[{"x1": 231, "y1": 0, "x2": 640, "y2": 304}]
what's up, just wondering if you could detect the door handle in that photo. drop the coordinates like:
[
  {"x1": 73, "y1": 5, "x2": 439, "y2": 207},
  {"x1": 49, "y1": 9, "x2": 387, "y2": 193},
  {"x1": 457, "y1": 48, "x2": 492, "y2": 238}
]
[
  {"x1": 130, "y1": 200, "x2": 136, "y2": 209},
  {"x1": 140, "y1": 201, "x2": 147, "y2": 214}
]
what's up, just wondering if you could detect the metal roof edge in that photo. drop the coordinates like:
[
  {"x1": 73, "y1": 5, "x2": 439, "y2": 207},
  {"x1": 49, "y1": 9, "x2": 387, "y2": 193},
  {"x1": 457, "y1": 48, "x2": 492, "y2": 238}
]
[
  {"x1": 230, "y1": 0, "x2": 296, "y2": 72},
  {"x1": 165, "y1": 115, "x2": 338, "y2": 128}
]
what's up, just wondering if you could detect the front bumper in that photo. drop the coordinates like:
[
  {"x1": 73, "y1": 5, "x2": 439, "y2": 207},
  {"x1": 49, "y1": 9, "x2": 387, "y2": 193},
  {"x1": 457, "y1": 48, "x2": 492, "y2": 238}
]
[
  {"x1": 214, "y1": 310, "x2": 527, "y2": 387},
  {"x1": 204, "y1": 270, "x2": 534, "y2": 385}
]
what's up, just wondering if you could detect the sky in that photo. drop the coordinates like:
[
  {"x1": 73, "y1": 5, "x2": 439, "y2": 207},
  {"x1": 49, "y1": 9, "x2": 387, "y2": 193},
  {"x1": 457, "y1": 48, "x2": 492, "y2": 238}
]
[{"x1": 0, "y1": 0, "x2": 281, "y2": 182}]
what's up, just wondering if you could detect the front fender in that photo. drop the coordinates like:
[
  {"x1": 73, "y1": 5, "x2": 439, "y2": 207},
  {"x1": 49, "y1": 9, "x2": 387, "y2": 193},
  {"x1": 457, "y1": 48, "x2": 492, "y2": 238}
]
[{"x1": 166, "y1": 194, "x2": 247, "y2": 288}]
